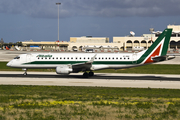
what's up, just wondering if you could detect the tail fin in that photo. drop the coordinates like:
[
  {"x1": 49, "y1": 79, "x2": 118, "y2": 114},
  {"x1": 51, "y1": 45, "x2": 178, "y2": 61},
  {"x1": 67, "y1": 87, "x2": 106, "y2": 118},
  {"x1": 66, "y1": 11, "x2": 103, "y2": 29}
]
[{"x1": 137, "y1": 28, "x2": 172, "y2": 64}]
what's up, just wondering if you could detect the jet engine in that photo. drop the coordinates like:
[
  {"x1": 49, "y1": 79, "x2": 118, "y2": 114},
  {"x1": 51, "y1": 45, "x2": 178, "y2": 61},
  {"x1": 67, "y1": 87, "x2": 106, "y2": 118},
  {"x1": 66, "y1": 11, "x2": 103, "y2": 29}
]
[{"x1": 56, "y1": 65, "x2": 73, "y2": 74}]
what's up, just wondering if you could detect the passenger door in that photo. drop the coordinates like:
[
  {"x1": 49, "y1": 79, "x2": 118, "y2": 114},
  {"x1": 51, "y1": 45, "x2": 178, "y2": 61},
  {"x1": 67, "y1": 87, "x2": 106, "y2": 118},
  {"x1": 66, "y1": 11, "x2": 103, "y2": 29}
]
[{"x1": 26, "y1": 54, "x2": 32, "y2": 63}]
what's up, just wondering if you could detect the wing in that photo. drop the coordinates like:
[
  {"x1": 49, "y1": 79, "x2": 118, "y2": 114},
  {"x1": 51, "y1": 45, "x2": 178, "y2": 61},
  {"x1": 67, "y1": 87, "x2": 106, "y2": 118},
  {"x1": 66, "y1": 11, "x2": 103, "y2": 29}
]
[{"x1": 72, "y1": 54, "x2": 97, "y2": 72}]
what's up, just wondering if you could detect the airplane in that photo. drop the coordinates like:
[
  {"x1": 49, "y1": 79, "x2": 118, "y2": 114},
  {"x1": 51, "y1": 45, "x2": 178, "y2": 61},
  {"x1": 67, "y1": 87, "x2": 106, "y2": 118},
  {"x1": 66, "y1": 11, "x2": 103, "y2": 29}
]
[
  {"x1": 15, "y1": 46, "x2": 20, "y2": 51},
  {"x1": 5, "y1": 46, "x2": 9, "y2": 50},
  {"x1": 7, "y1": 28, "x2": 173, "y2": 77}
]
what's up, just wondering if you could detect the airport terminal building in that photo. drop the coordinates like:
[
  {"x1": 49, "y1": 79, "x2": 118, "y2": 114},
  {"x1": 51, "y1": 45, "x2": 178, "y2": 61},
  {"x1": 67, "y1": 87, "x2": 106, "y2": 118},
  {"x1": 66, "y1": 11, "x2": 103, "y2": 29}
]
[
  {"x1": 113, "y1": 25, "x2": 180, "y2": 51},
  {"x1": 21, "y1": 25, "x2": 180, "y2": 52}
]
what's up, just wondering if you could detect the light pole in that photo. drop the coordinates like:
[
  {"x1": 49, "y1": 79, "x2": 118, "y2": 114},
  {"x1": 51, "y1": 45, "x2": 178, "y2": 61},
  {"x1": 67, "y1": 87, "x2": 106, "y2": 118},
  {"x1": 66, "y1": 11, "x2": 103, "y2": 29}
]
[
  {"x1": 149, "y1": 28, "x2": 154, "y2": 46},
  {"x1": 56, "y1": 3, "x2": 61, "y2": 42}
]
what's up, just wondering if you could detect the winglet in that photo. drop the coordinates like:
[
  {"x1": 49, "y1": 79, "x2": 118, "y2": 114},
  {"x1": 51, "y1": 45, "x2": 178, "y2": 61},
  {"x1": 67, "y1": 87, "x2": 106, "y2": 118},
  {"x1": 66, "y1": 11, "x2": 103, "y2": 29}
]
[{"x1": 86, "y1": 54, "x2": 97, "y2": 64}]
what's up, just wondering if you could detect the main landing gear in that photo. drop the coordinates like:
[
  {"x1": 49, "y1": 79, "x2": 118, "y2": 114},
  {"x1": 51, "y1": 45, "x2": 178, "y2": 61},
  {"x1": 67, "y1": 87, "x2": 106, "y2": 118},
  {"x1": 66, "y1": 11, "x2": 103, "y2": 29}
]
[
  {"x1": 83, "y1": 71, "x2": 94, "y2": 78},
  {"x1": 22, "y1": 68, "x2": 27, "y2": 76}
]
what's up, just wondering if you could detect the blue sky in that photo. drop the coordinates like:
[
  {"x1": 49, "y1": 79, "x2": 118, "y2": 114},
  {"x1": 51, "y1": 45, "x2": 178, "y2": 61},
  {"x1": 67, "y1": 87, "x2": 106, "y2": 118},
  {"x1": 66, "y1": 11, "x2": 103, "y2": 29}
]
[{"x1": 1, "y1": 0, "x2": 180, "y2": 43}]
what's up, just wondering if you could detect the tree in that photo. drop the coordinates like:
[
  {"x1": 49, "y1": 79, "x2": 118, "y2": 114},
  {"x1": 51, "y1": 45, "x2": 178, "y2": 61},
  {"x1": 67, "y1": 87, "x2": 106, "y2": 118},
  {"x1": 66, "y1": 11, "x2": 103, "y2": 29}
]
[
  {"x1": 0, "y1": 38, "x2": 4, "y2": 45},
  {"x1": 15, "y1": 42, "x2": 22, "y2": 46}
]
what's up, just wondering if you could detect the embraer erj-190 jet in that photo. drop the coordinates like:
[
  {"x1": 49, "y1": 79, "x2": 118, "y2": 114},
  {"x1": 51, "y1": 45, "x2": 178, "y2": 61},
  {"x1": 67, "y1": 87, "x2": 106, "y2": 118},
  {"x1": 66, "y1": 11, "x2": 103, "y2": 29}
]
[{"x1": 7, "y1": 28, "x2": 173, "y2": 77}]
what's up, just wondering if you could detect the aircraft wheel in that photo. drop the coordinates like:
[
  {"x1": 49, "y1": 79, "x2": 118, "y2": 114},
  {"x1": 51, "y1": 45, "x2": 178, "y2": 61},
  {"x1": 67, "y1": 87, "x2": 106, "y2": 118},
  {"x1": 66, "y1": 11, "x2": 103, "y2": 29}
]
[
  {"x1": 23, "y1": 72, "x2": 27, "y2": 76},
  {"x1": 83, "y1": 72, "x2": 89, "y2": 78},
  {"x1": 89, "y1": 71, "x2": 94, "y2": 76},
  {"x1": 22, "y1": 68, "x2": 27, "y2": 76}
]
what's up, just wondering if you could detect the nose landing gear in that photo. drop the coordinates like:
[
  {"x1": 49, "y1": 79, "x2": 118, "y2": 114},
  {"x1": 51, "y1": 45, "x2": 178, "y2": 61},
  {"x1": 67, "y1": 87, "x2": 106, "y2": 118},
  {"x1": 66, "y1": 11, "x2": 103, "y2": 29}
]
[{"x1": 22, "y1": 68, "x2": 27, "y2": 76}]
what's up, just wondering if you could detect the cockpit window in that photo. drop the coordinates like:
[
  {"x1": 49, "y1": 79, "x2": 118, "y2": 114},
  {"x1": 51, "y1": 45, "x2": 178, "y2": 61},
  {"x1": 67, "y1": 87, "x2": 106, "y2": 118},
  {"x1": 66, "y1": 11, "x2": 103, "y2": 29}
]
[{"x1": 14, "y1": 56, "x2": 20, "y2": 59}]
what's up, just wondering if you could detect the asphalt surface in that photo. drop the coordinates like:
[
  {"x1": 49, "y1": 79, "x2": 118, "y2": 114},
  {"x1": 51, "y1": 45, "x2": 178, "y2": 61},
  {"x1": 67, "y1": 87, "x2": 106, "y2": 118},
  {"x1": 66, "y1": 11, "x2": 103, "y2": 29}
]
[{"x1": 0, "y1": 71, "x2": 180, "y2": 89}]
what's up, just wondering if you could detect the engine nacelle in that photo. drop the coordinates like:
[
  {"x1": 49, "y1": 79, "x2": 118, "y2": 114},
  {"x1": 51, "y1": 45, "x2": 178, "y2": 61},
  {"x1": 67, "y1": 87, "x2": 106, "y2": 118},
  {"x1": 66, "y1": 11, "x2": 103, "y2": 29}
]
[{"x1": 56, "y1": 65, "x2": 73, "y2": 74}]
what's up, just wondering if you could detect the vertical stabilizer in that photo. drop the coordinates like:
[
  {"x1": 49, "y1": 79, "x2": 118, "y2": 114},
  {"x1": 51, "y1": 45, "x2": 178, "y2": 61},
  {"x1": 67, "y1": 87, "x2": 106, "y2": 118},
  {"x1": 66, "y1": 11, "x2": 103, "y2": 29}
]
[{"x1": 137, "y1": 28, "x2": 172, "y2": 64}]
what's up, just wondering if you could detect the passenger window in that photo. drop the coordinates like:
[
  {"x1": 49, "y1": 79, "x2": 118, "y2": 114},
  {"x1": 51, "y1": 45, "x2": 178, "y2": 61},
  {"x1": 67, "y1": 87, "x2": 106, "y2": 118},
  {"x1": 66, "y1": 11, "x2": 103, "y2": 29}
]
[
  {"x1": 56, "y1": 57, "x2": 58, "y2": 59},
  {"x1": 45, "y1": 58, "x2": 47, "y2": 59},
  {"x1": 64, "y1": 57, "x2": 66, "y2": 59},
  {"x1": 60, "y1": 57, "x2": 62, "y2": 59},
  {"x1": 116, "y1": 57, "x2": 118, "y2": 59},
  {"x1": 67, "y1": 57, "x2": 69, "y2": 59},
  {"x1": 71, "y1": 57, "x2": 73, "y2": 59},
  {"x1": 105, "y1": 57, "x2": 107, "y2": 59},
  {"x1": 109, "y1": 57, "x2": 111, "y2": 59}
]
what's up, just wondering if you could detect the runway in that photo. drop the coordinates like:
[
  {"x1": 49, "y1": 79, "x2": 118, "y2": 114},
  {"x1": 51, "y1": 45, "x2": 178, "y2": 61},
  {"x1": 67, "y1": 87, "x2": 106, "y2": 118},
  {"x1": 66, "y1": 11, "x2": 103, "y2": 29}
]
[{"x1": 0, "y1": 71, "x2": 180, "y2": 89}]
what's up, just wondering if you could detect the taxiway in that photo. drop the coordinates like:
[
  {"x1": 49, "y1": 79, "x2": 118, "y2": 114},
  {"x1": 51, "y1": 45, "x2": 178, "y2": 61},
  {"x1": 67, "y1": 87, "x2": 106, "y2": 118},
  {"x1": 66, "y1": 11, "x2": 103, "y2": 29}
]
[{"x1": 0, "y1": 71, "x2": 180, "y2": 89}]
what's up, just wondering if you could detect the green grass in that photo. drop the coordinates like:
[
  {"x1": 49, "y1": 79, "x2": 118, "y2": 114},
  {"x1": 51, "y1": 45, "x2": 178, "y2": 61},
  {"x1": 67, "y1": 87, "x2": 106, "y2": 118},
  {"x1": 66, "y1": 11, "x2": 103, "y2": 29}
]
[
  {"x1": 1, "y1": 61, "x2": 180, "y2": 74},
  {"x1": 96, "y1": 64, "x2": 180, "y2": 74},
  {"x1": 1, "y1": 86, "x2": 180, "y2": 119},
  {"x1": 1, "y1": 61, "x2": 180, "y2": 119}
]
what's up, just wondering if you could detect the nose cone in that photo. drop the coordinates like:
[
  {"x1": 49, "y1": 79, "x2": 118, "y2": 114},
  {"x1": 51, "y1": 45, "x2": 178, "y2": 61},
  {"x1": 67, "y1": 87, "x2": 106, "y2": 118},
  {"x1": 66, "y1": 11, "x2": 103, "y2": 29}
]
[{"x1": 6, "y1": 61, "x2": 12, "y2": 67}]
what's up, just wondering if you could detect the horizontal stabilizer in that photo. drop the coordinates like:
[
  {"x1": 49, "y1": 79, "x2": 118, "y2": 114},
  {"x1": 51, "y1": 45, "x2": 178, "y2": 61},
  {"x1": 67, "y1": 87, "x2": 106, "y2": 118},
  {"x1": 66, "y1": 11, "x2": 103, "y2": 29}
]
[
  {"x1": 167, "y1": 56, "x2": 175, "y2": 60},
  {"x1": 151, "y1": 55, "x2": 167, "y2": 62},
  {"x1": 152, "y1": 55, "x2": 176, "y2": 62}
]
